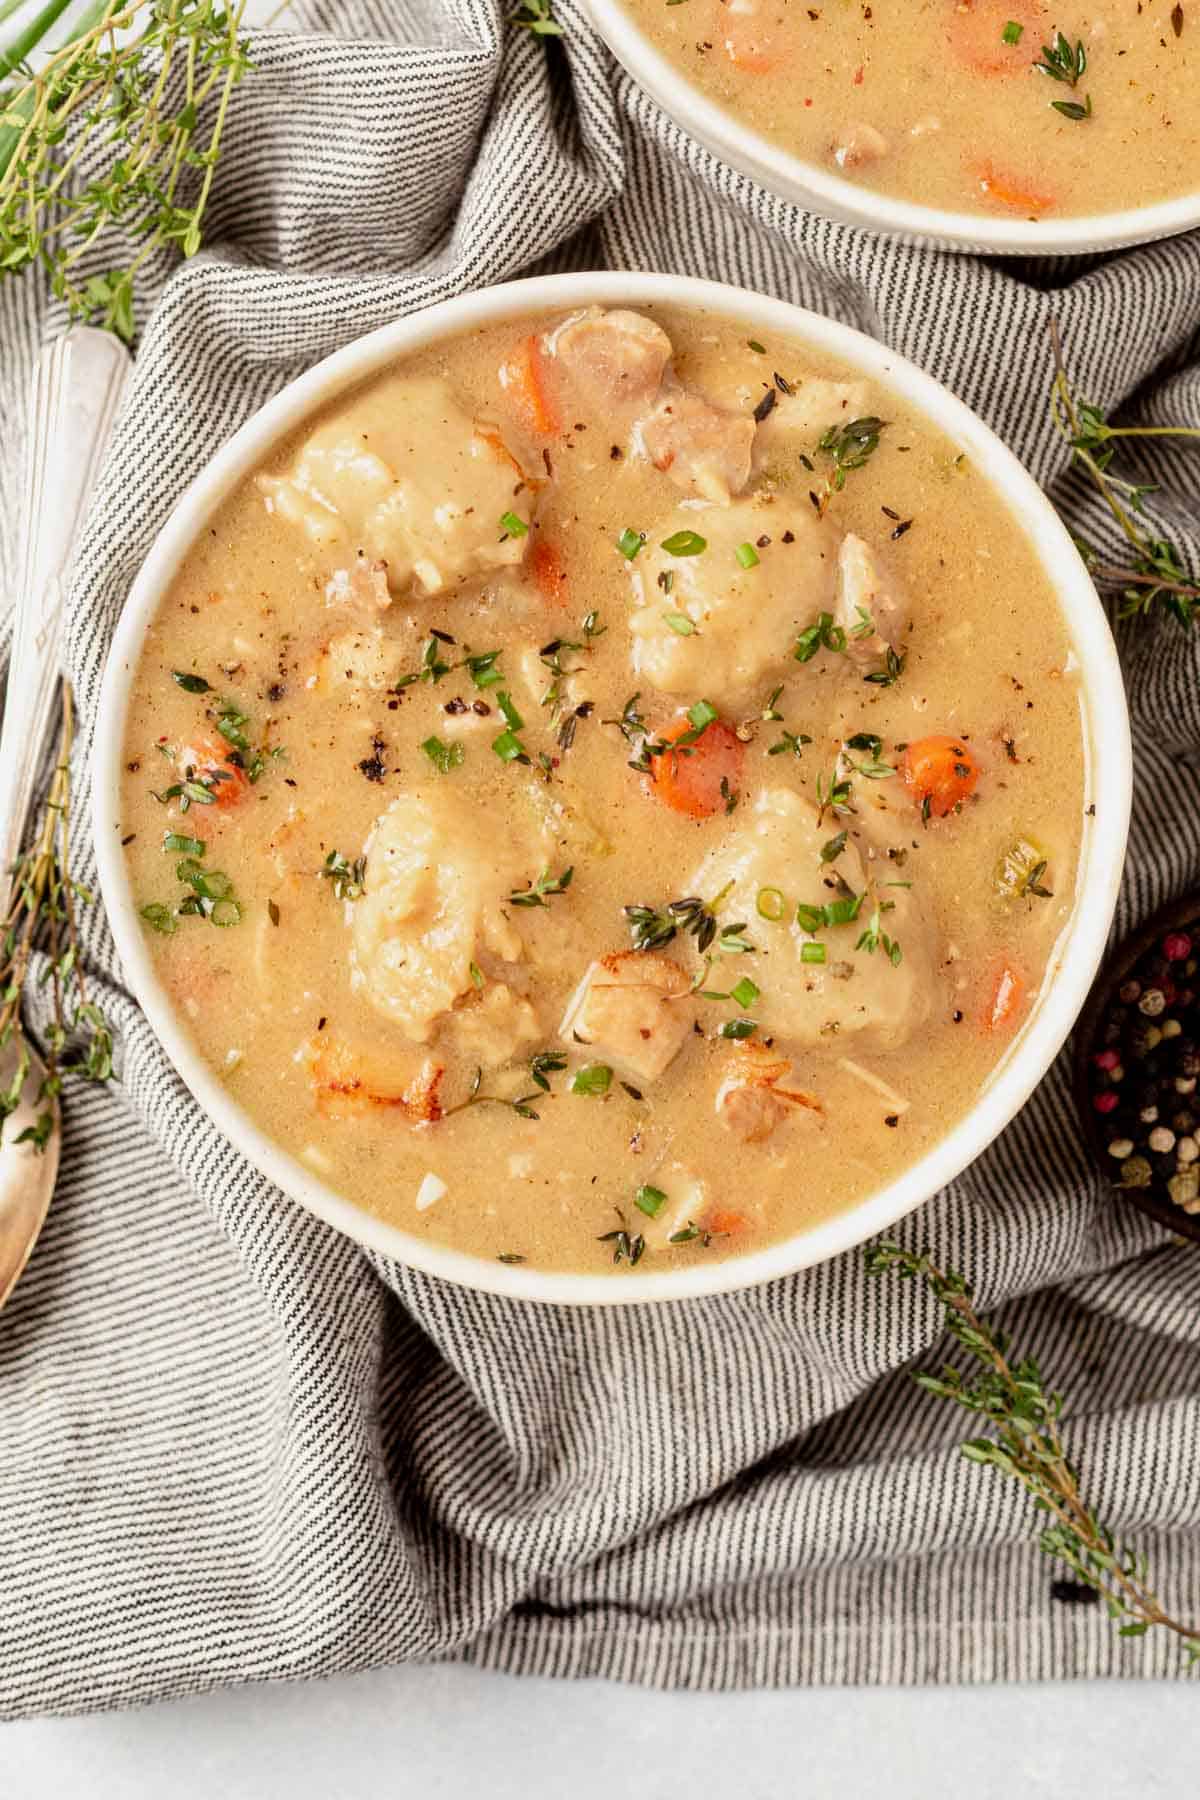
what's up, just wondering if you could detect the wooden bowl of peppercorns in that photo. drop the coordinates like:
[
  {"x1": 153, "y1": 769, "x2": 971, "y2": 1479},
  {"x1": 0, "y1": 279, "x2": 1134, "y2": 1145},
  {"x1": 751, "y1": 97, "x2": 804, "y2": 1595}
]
[{"x1": 1074, "y1": 897, "x2": 1200, "y2": 1243}]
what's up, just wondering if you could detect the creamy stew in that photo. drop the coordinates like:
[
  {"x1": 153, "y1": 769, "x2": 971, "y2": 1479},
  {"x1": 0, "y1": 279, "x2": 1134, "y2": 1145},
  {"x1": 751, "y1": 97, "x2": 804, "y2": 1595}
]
[
  {"x1": 620, "y1": 2, "x2": 1200, "y2": 221},
  {"x1": 117, "y1": 303, "x2": 1087, "y2": 1276}
]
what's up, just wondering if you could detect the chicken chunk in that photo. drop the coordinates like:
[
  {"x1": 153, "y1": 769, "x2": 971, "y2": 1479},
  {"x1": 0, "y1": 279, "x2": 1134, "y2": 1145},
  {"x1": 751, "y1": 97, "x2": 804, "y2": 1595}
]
[
  {"x1": 560, "y1": 951, "x2": 694, "y2": 1083},
  {"x1": 715, "y1": 1043, "x2": 823, "y2": 1143},
  {"x1": 350, "y1": 789, "x2": 528, "y2": 1043},
  {"x1": 834, "y1": 534, "x2": 908, "y2": 677},
  {"x1": 324, "y1": 554, "x2": 391, "y2": 610},
  {"x1": 548, "y1": 307, "x2": 672, "y2": 415},
  {"x1": 690, "y1": 788, "x2": 935, "y2": 1050},
  {"x1": 259, "y1": 376, "x2": 531, "y2": 602},
  {"x1": 755, "y1": 376, "x2": 873, "y2": 451},
  {"x1": 638, "y1": 383, "x2": 756, "y2": 503},
  {"x1": 309, "y1": 623, "x2": 402, "y2": 693},
  {"x1": 449, "y1": 983, "x2": 541, "y2": 1068},
  {"x1": 301, "y1": 1037, "x2": 446, "y2": 1123},
  {"x1": 631, "y1": 498, "x2": 836, "y2": 707}
]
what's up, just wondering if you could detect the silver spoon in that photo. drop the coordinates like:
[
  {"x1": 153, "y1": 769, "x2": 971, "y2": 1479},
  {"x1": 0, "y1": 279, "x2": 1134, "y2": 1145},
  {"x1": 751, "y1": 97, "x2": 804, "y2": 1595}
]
[{"x1": 0, "y1": 327, "x2": 130, "y2": 1313}]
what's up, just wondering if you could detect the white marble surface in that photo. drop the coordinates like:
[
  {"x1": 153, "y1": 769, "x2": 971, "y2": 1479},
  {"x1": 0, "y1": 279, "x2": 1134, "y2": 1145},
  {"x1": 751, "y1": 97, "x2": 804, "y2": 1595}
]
[{"x1": 7, "y1": 1666, "x2": 1199, "y2": 1798}]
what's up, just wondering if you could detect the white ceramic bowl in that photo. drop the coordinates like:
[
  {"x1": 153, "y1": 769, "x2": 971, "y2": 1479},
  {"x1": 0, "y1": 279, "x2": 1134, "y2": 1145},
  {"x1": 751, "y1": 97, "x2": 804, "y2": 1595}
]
[
  {"x1": 582, "y1": 0, "x2": 1200, "y2": 255},
  {"x1": 93, "y1": 272, "x2": 1131, "y2": 1304}
]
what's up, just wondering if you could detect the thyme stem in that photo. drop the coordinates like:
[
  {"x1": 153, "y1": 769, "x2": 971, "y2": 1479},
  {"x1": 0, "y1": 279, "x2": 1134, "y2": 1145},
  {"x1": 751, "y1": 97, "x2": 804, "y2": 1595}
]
[
  {"x1": 866, "y1": 1242, "x2": 1200, "y2": 1664},
  {"x1": 0, "y1": 687, "x2": 113, "y2": 1147}
]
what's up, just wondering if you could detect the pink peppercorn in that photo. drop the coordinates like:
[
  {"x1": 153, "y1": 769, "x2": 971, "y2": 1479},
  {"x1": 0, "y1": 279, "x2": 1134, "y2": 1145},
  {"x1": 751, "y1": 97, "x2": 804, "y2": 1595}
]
[
  {"x1": 1093, "y1": 1091, "x2": 1120, "y2": 1114},
  {"x1": 1163, "y1": 933, "x2": 1192, "y2": 963},
  {"x1": 1093, "y1": 1048, "x2": 1120, "y2": 1071}
]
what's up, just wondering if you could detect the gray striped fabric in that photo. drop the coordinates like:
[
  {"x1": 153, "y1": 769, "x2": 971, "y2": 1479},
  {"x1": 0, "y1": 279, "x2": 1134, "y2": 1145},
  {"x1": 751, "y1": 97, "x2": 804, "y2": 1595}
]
[{"x1": 1, "y1": 0, "x2": 1198, "y2": 1716}]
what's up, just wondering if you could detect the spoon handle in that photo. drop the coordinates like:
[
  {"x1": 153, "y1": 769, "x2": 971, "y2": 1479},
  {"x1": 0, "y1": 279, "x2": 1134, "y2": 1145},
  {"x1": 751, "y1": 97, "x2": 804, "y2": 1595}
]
[{"x1": 0, "y1": 328, "x2": 131, "y2": 914}]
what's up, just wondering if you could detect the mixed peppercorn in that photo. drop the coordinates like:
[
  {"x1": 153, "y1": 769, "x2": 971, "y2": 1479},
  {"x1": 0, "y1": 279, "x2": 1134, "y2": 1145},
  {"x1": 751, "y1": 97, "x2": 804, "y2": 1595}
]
[{"x1": 1089, "y1": 928, "x2": 1200, "y2": 1217}]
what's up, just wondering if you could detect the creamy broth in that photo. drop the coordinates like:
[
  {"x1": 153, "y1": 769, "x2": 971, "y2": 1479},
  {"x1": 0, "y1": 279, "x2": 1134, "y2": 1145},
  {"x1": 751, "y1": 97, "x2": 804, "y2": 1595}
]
[
  {"x1": 620, "y1": 2, "x2": 1200, "y2": 221},
  {"x1": 118, "y1": 304, "x2": 1086, "y2": 1276}
]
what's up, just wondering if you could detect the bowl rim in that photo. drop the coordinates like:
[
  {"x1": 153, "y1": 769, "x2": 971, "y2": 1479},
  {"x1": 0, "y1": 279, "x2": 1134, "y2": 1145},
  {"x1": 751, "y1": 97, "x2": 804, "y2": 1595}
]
[
  {"x1": 92, "y1": 270, "x2": 1132, "y2": 1306},
  {"x1": 579, "y1": 0, "x2": 1200, "y2": 255}
]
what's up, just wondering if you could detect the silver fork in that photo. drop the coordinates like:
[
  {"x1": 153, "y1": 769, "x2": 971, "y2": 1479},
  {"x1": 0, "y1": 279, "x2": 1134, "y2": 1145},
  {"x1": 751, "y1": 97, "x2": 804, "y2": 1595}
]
[{"x1": 0, "y1": 327, "x2": 130, "y2": 1312}]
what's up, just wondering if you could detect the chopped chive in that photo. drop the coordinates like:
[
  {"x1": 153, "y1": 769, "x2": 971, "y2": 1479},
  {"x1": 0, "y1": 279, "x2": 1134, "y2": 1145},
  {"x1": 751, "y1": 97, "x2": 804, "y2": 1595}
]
[
  {"x1": 719, "y1": 1019, "x2": 757, "y2": 1040},
  {"x1": 730, "y1": 976, "x2": 759, "y2": 1008},
  {"x1": 570, "y1": 1062, "x2": 613, "y2": 1096},
  {"x1": 617, "y1": 527, "x2": 645, "y2": 560},
  {"x1": 465, "y1": 651, "x2": 503, "y2": 690},
  {"x1": 1001, "y1": 19, "x2": 1023, "y2": 43},
  {"x1": 421, "y1": 735, "x2": 465, "y2": 774},
  {"x1": 747, "y1": 339, "x2": 766, "y2": 354},
  {"x1": 688, "y1": 698, "x2": 718, "y2": 730},
  {"x1": 496, "y1": 690, "x2": 525, "y2": 731},
  {"x1": 735, "y1": 541, "x2": 760, "y2": 569},
  {"x1": 801, "y1": 942, "x2": 827, "y2": 965},
  {"x1": 209, "y1": 897, "x2": 241, "y2": 928},
  {"x1": 795, "y1": 903, "x2": 825, "y2": 934},
  {"x1": 171, "y1": 670, "x2": 211, "y2": 694},
  {"x1": 634, "y1": 1183, "x2": 668, "y2": 1218},
  {"x1": 660, "y1": 530, "x2": 707, "y2": 557},
  {"x1": 500, "y1": 510, "x2": 528, "y2": 537},
  {"x1": 139, "y1": 902, "x2": 176, "y2": 935},
  {"x1": 492, "y1": 728, "x2": 530, "y2": 764},
  {"x1": 469, "y1": 960, "x2": 484, "y2": 990},
  {"x1": 663, "y1": 612, "x2": 696, "y2": 635},
  {"x1": 756, "y1": 886, "x2": 786, "y2": 921},
  {"x1": 162, "y1": 831, "x2": 204, "y2": 857}
]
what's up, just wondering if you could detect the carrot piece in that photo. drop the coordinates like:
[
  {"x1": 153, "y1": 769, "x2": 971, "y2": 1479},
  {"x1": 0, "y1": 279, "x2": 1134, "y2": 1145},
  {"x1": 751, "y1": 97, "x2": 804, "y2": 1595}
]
[
  {"x1": 983, "y1": 962, "x2": 1026, "y2": 1033},
  {"x1": 974, "y1": 160, "x2": 1055, "y2": 216},
  {"x1": 530, "y1": 538, "x2": 569, "y2": 607},
  {"x1": 706, "y1": 1209, "x2": 750, "y2": 1236},
  {"x1": 474, "y1": 424, "x2": 527, "y2": 484},
  {"x1": 647, "y1": 714, "x2": 745, "y2": 820},
  {"x1": 177, "y1": 735, "x2": 248, "y2": 810},
  {"x1": 948, "y1": 1, "x2": 1043, "y2": 76},
  {"x1": 499, "y1": 335, "x2": 561, "y2": 438},
  {"x1": 900, "y1": 735, "x2": 980, "y2": 819}
]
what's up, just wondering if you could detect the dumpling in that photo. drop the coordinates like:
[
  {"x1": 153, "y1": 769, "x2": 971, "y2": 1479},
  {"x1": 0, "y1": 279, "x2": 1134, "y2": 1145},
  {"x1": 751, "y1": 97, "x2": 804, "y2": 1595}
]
[
  {"x1": 259, "y1": 376, "x2": 532, "y2": 601},
  {"x1": 630, "y1": 498, "x2": 836, "y2": 707},
  {"x1": 689, "y1": 787, "x2": 935, "y2": 1050},
  {"x1": 350, "y1": 789, "x2": 527, "y2": 1043}
]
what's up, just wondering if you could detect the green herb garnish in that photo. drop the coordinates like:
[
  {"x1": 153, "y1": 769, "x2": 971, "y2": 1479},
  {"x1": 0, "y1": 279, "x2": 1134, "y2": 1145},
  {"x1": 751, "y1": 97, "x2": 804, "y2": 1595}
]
[
  {"x1": 320, "y1": 850, "x2": 367, "y2": 902},
  {"x1": 634, "y1": 1184, "x2": 667, "y2": 1218},
  {"x1": 509, "y1": 865, "x2": 574, "y2": 908},
  {"x1": 660, "y1": 530, "x2": 707, "y2": 557},
  {"x1": 421, "y1": 735, "x2": 465, "y2": 774},
  {"x1": 865, "y1": 1242, "x2": 1200, "y2": 1668},
  {"x1": 571, "y1": 1063, "x2": 613, "y2": 1096}
]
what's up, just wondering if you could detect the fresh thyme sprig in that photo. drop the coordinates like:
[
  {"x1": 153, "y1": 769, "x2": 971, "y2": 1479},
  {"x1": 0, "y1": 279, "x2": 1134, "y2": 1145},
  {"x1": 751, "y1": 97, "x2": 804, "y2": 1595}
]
[
  {"x1": 320, "y1": 849, "x2": 366, "y2": 901},
  {"x1": 442, "y1": 1050, "x2": 566, "y2": 1122},
  {"x1": 0, "y1": 0, "x2": 253, "y2": 340},
  {"x1": 624, "y1": 882, "x2": 754, "y2": 956},
  {"x1": 812, "y1": 416, "x2": 887, "y2": 515},
  {"x1": 865, "y1": 1242, "x2": 1200, "y2": 1665},
  {"x1": 1034, "y1": 32, "x2": 1092, "y2": 120},
  {"x1": 0, "y1": 687, "x2": 112, "y2": 1149},
  {"x1": 1050, "y1": 320, "x2": 1200, "y2": 628}
]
